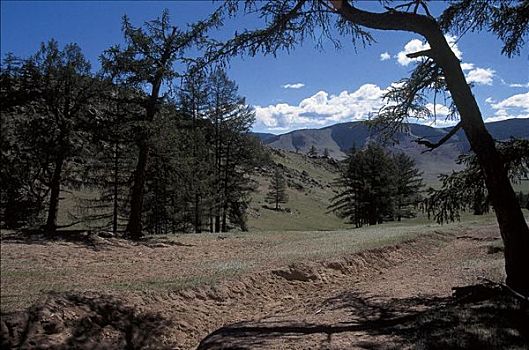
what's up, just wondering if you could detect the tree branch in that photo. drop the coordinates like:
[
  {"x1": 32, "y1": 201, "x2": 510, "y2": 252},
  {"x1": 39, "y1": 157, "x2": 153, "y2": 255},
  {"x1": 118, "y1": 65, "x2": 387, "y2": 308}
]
[
  {"x1": 328, "y1": 0, "x2": 438, "y2": 38},
  {"x1": 406, "y1": 48, "x2": 434, "y2": 59},
  {"x1": 415, "y1": 121, "x2": 462, "y2": 153}
]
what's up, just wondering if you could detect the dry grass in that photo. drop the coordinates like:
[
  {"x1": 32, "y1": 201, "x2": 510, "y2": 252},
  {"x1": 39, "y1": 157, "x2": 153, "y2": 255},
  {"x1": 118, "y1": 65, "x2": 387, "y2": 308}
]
[{"x1": 0, "y1": 212, "x2": 500, "y2": 313}]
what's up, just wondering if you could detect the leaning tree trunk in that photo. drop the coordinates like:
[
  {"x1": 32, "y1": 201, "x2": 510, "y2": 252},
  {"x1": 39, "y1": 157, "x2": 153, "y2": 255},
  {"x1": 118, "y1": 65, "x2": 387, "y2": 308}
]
[
  {"x1": 45, "y1": 156, "x2": 64, "y2": 235},
  {"x1": 332, "y1": 1, "x2": 529, "y2": 295},
  {"x1": 431, "y1": 31, "x2": 529, "y2": 295}
]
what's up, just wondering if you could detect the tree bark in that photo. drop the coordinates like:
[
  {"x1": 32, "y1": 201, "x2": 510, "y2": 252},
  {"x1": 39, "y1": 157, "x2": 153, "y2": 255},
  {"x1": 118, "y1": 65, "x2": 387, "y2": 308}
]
[
  {"x1": 194, "y1": 193, "x2": 202, "y2": 233},
  {"x1": 45, "y1": 156, "x2": 64, "y2": 235},
  {"x1": 428, "y1": 29, "x2": 529, "y2": 296},
  {"x1": 112, "y1": 143, "x2": 119, "y2": 235},
  {"x1": 124, "y1": 28, "x2": 177, "y2": 239},
  {"x1": 125, "y1": 142, "x2": 148, "y2": 239},
  {"x1": 332, "y1": 0, "x2": 529, "y2": 295}
]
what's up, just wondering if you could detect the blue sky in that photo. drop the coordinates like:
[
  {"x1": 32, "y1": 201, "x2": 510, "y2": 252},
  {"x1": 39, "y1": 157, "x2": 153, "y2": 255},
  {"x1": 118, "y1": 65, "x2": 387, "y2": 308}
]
[{"x1": 1, "y1": 1, "x2": 528, "y2": 134}]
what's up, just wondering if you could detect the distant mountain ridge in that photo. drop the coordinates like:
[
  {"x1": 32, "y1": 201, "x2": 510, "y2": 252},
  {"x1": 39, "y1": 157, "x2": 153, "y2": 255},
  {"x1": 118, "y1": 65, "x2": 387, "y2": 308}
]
[{"x1": 253, "y1": 119, "x2": 529, "y2": 182}]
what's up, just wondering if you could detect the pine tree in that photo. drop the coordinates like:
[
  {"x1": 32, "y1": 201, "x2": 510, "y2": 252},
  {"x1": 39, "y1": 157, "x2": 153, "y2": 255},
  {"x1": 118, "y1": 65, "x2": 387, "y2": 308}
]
[
  {"x1": 266, "y1": 166, "x2": 288, "y2": 210},
  {"x1": 392, "y1": 153, "x2": 424, "y2": 221},
  {"x1": 206, "y1": 68, "x2": 257, "y2": 232},
  {"x1": 101, "y1": 11, "x2": 218, "y2": 239},
  {"x1": 1, "y1": 40, "x2": 99, "y2": 234},
  {"x1": 76, "y1": 88, "x2": 139, "y2": 235},
  {"x1": 329, "y1": 144, "x2": 424, "y2": 227}
]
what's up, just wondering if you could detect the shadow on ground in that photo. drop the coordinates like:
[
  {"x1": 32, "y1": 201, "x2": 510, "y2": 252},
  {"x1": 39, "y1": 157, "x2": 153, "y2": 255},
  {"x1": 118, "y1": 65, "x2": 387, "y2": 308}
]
[
  {"x1": 197, "y1": 285, "x2": 529, "y2": 350},
  {"x1": 1, "y1": 292, "x2": 173, "y2": 349}
]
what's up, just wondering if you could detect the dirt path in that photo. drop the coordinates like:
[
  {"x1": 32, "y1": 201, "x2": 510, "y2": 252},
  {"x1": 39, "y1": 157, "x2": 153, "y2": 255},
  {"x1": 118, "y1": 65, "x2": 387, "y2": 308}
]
[
  {"x1": 2, "y1": 225, "x2": 512, "y2": 349},
  {"x1": 196, "y1": 225, "x2": 506, "y2": 349}
]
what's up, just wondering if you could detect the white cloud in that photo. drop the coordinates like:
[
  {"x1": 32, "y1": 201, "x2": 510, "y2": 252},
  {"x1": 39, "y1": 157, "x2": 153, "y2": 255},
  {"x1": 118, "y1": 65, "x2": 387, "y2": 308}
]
[
  {"x1": 396, "y1": 39, "x2": 429, "y2": 66},
  {"x1": 425, "y1": 103, "x2": 451, "y2": 117},
  {"x1": 422, "y1": 118, "x2": 459, "y2": 128},
  {"x1": 255, "y1": 84, "x2": 386, "y2": 130},
  {"x1": 396, "y1": 37, "x2": 494, "y2": 86},
  {"x1": 255, "y1": 85, "x2": 461, "y2": 131},
  {"x1": 509, "y1": 82, "x2": 529, "y2": 88},
  {"x1": 486, "y1": 92, "x2": 529, "y2": 122},
  {"x1": 490, "y1": 92, "x2": 529, "y2": 111},
  {"x1": 396, "y1": 34, "x2": 462, "y2": 66},
  {"x1": 466, "y1": 67, "x2": 495, "y2": 85},
  {"x1": 485, "y1": 97, "x2": 495, "y2": 104},
  {"x1": 380, "y1": 52, "x2": 391, "y2": 61},
  {"x1": 282, "y1": 83, "x2": 305, "y2": 89},
  {"x1": 460, "y1": 62, "x2": 475, "y2": 71}
]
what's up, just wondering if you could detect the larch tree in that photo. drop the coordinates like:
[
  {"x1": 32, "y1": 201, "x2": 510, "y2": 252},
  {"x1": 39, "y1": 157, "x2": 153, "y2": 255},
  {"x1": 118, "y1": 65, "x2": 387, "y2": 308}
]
[
  {"x1": 1, "y1": 40, "x2": 99, "y2": 234},
  {"x1": 207, "y1": 68, "x2": 257, "y2": 232},
  {"x1": 266, "y1": 166, "x2": 289, "y2": 210},
  {"x1": 329, "y1": 143, "x2": 398, "y2": 226},
  {"x1": 428, "y1": 139, "x2": 529, "y2": 224},
  {"x1": 78, "y1": 86, "x2": 140, "y2": 235},
  {"x1": 101, "y1": 10, "x2": 219, "y2": 239},
  {"x1": 393, "y1": 152, "x2": 424, "y2": 221},
  {"x1": 178, "y1": 68, "x2": 212, "y2": 233},
  {"x1": 211, "y1": 0, "x2": 529, "y2": 295}
]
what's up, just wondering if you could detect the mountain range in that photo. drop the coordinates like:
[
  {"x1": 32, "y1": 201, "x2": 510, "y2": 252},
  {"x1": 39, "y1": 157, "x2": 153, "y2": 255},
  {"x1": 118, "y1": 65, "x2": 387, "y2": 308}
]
[{"x1": 254, "y1": 119, "x2": 529, "y2": 182}]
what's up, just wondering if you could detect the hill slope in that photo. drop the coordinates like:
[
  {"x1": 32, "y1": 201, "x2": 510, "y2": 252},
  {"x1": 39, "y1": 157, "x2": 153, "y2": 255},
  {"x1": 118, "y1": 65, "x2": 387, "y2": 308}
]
[
  {"x1": 258, "y1": 119, "x2": 529, "y2": 182},
  {"x1": 247, "y1": 150, "x2": 347, "y2": 231}
]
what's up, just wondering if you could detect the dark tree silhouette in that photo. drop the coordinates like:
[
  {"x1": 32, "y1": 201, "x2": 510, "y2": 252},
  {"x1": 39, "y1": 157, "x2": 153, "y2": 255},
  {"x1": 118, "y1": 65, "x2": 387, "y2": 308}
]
[
  {"x1": 1, "y1": 40, "x2": 98, "y2": 234},
  {"x1": 101, "y1": 11, "x2": 219, "y2": 239},
  {"x1": 329, "y1": 144, "x2": 421, "y2": 226}
]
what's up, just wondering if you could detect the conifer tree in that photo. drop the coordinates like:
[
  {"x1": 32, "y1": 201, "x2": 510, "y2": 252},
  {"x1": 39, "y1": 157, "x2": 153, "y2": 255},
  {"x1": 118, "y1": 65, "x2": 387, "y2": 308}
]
[
  {"x1": 428, "y1": 139, "x2": 529, "y2": 224},
  {"x1": 76, "y1": 88, "x2": 139, "y2": 234},
  {"x1": 266, "y1": 166, "x2": 288, "y2": 210},
  {"x1": 329, "y1": 144, "x2": 424, "y2": 227},
  {"x1": 101, "y1": 11, "x2": 219, "y2": 239},
  {"x1": 207, "y1": 68, "x2": 257, "y2": 232},
  {"x1": 392, "y1": 153, "x2": 424, "y2": 221},
  {"x1": 1, "y1": 40, "x2": 98, "y2": 234}
]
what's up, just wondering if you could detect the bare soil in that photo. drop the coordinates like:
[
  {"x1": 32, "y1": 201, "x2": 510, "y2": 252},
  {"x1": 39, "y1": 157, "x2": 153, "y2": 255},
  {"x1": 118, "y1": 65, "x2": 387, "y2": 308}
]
[{"x1": 2, "y1": 224, "x2": 528, "y2": 349}]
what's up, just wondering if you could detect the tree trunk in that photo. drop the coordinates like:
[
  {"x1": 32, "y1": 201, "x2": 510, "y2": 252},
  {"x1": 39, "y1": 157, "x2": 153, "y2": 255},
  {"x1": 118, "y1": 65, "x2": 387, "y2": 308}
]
[
  {"x1": 45, "y1": 157, "x2": 64, "y2": 235},
  {"x1": 429, "y1": 31, "x2": 529, "y2": 295},
  {"x1": 332, "y1": 0, "x2": 529, "y2": 296},
  {"x1": 112, "y1": 143, "x2": 119, "y2": 235},
  {"x1": 215, "y1": 215, "x2": 221, "y2": 233},
  {"x1": 221, "y1": 203, "x2": 228, "y2": 232},
  {"x1": 125, "y1": 142, "x2": 148, "y2": 240},
  {"x1": 209, "y1": 207, "x2": 213, "y2": 233},
  {"x1": 194, "y1": 193, "x2": 202, "y2": 233}
]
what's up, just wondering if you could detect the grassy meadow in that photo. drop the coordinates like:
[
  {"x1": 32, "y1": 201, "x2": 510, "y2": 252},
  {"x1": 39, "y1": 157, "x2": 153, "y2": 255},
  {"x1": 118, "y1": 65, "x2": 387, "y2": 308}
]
[{"x1": 1, "y1": 210, "x2": 503, "y2": 313}]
